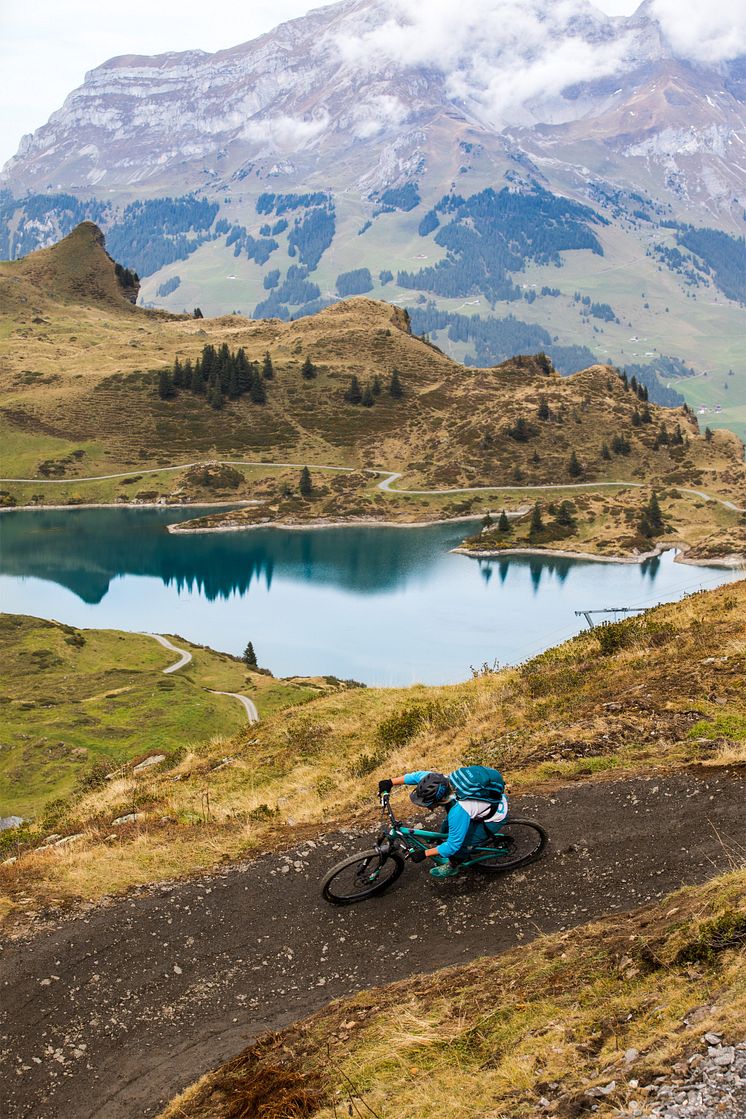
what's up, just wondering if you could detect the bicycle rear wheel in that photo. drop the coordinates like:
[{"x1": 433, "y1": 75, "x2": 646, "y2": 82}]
[
  {"x1": 472, "y1": 818, "x2": 548, "y2": 873},
  {"x1": 321, "y1": 848, "x2": 405, "y2": 905}
]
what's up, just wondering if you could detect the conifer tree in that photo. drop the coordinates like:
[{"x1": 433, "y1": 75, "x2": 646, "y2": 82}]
[
  {"x1": 482, "y1": 512, "x2": 494, "y2": 529},
  {"x1": 158, "y1": 368, "x2": 175, "y2": 399},
  {"x1": 262, "y1": 352, "x2": 274, "y2": 379},
  {"x1": 301, "y1": 355, "x2": 317, "y2": 379},
  {"x1": 371, "y1": 374, "x2": 382, "y2": 396},
  {"x1": 191, "y1": 360, "x2": 204, "y2": 394},
  {"x1": 228, "y1": 365, "x2": 240, "y2": 398},
  {"x1": 193, "y1": 307, "x2": 203, "y2": 319},
  {"x1": 345, "y1": 375, "x2": 362, "y2": 404},
  {"x1": 529, "y1": 502, "x2": 544, "y2": 534},
  {"x1": 250, "y1": 376, "x2": 266, "y2": 404},
  {"x1": 498, "y1": 509, "x2": 511, "y2": 533},
  {"x1": 172, "y1": 357, "x2": 183, "y2": 388},
  {"x1": 208, "y1": 382, "x2": 223, "y2": 410},
  {"x1": 243, "y1": 641, "x2": 258, "y2": 668},
  {"x1": 389, "y1": 368, "x2": 404, "y2": 398},
  {"x1": 299, "y1": 466, "x2": 313, "y2": 496},
  {"x1": 555, "y1": 500, "x2": 576, "y2": 528},
  {"x1": 361, "y1": 385, "x2": 374, "y2": 407},
  {"x1": 537, "y1": 397, "x2": 550, "y2": 421},
  {"x1": 601, "y1": 442, "x2": 611, "y2": 460},
  {"x1": 568, "y1": 450, "x2": 583, "y2": 477}
]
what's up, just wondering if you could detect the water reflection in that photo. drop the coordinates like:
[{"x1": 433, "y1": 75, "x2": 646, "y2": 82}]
[{"x1": 0, "y1": 508, "x2": 739, "y2": 685}]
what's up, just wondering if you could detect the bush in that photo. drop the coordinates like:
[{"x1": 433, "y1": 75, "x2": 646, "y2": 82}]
[
  {"x1": 375, "y1": 700, "x2": 461, "y2": 747},
  {"x1": 348, "y1": 747, "x2": 390, "y2": 778},
  {"x1": 596, "y1": 617, "x2": 676, "y2": 656}
]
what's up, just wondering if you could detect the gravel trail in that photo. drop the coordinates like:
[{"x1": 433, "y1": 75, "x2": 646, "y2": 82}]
[{"x1": 0, "y1": 769, "x2": 744, "y2": 1119}]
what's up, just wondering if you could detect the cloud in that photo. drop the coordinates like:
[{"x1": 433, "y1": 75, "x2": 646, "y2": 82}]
[
  {"x1": 332, "y1": 0, "x2": 633, "y2": 128},
  {"x1": 241, "y1": 112, "x2": 330, "y2": 149},
  {"x1": 351, "y1": 94, "x2": 410, "y2": 139},
  {"x1": 650, "y1": 0, "x2": 746, "y2": 65}
]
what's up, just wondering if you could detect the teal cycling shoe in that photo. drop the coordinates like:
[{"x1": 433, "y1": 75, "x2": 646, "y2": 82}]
[{"x1": 429, "y1": 861, "x2": 460, "y2": 879}]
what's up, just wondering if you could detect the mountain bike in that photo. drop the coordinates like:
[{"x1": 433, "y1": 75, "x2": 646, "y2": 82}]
[{"x1": 321, "y1": 790, "x2": 548, "y2": 905}]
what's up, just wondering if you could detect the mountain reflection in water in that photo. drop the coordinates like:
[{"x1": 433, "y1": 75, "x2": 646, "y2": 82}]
[{"x1": 0, "y1": 508, "x2": 738, "y2": 685}]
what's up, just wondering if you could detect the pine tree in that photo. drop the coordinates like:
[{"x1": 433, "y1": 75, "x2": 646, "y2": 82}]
[
  {"x1": 345, "y1": 375, "x2": 362, "y2": 404},
  {"x1": 191, "y1": 360, "x2": 204, "y2": 394},
  {"x1": 371, "y1": 374, "x2": 382, "y2": 396},
  {"x1": 208, "y1": 381, "x2": 223, "y2": 410},
  {"x1": 193, "y1": 307, "x2": 203, "y2": 319},
  {"x1": 601, "y1": 442, "x2": 611, "y2": 460},
  {"x1": 228, "y1": 365, "x2": 240, "y2": 398},
  {"x1": 482, "y1": 512, "x2": 494, "y2": 529},
  {"x1": 536, "y1": 351, "x2": 553, "y2": 376},
  {"x1": 299, "y1": 466, "x2": 313, "y2": 496},
  {"x1": 555, "y1": 500, "x2": 576, "y2": 528},
  {"x1": 243, "y1": 641, "x2": 258, "y2": 668},
  {"x1": 172, "y1": 358, "x2": 183, "y2": 388},
  {"x1": 498, "y1": 509, "x2": 511, "y2": 533},
  {"x1": 361, "y1": 385, "x2": 374, "y2": 407},
  {"x1": 301, "y1": 355, "x2": 317, "y2": 380},
  {"x1": 537, "y1": 397, "x2": 550, "y2": 421},
  {"x1": 158, "y1": 368, "x2": 174, "y2": 399},
  {"x1": 262, "y1": 352, "x2": 274, "y2": 379},
  {"x1": 250, "y1": 376, "x2": 266, "y2": 404},
  {"x1": 507, "y1": 416, "x2": 531, "y2": 442},
  {"x1": 529, "y1": 502, "x2": 544, "y2": 534},
  {"x1": 705, "y1": 427, "x2": 713, "y2": 441},
  {"x1": 389, "y1": 369, "x2": 404, "y2": 398},
  {"x1": 568, "y1": 450, "x2": 583, "y2": 477}
]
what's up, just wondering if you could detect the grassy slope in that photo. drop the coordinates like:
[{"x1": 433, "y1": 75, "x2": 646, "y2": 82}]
[
  {"x1": 139, "y1": 200, "x2": 746, "y2": 439},
  {"x1": 1, "y1": 226, "x2": 743, "y2": 562},
  {"x1": 461, "y1": 483, "x2": 746, "y2": 562},
  {"x1": 1, "y1": 580, "x2": 743, "y2": 926},
  {"x1": 159, "y1": 869, "x2": 746, "y2": 1119},
  {"x1": 0, "y1": 615, "x2": 323, "y2": 817}
]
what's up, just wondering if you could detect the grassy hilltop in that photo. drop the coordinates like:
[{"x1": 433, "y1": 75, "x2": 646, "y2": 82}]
[
  {"x1": 1, "y1": 223, "x2": 743, "y2": 558},
  {"x1": 1, "y1": 579, "x2": 743, "y2": 928}
]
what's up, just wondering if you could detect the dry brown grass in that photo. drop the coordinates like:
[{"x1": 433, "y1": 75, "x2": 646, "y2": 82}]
[
  {"x1": 1, "y1": 581, "x2": 743, "y2": 929},
  {"x1": 159, "y1": 869, "x2": 746, "y2": 1119}
]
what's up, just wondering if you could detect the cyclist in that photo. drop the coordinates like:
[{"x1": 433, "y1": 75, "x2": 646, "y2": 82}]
[{"x1": 378, "y1": 770, "x2": 508, "y2": 879}]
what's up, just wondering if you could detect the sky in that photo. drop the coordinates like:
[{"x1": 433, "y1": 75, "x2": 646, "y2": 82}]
[{"x1": 0, "y1": 0, "x2": 728, "y2": 168}]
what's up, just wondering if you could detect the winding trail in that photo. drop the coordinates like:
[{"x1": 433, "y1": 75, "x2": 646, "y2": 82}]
[
  {"x1": 143, "y1": 633, "x2": 193, "y2": 674},
  {"x1": 0, "y1": 769, "x2": 744, "y2": 1119},
  {"x1": 209, "y1": 690, "x2": 260, "y2": 724},
  {"x1": 1, "y1": 459, "x2": 742, "y2": 512},
  {"x1": 142, "y1": 636, "x2": 260, "y2": 723}
]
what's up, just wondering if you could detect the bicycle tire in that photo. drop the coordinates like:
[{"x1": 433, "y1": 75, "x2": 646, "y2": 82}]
[
  {"x1": 321, "y1": 848, "x2": 405, "y2": 905},
  {"x1": 472, "y1": 818, "x2": 548, "y2": 873}
]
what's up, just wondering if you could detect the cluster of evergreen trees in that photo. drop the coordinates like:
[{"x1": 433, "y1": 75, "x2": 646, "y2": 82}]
[
  {"x1": 287, "y1": 206, "x2": 337, "y2": 270},
  {"x1": 343, "y1": 369, "x2": 403, "y2": 405},
  {"x1": 225, "y1": 224, "x2": 279, "y2": 265},
  {"x1": 158, "y1": 344, "x2": 275, "y2": 409},
  {"x1": 402, "y1": 185, "x2": 605, "y2": 305},
  {"x1": 336, "y1": 268, "x2": 374, "y2": 297},
  {"x1": 376, "y1": 183, "x2": 421, "y2": 211},
  {"x1": 257, "y1": 192, "x2": 330, "y2": 216},
  {"x1": 638, "y1": 493, "x2": 664, "y2": 538}
]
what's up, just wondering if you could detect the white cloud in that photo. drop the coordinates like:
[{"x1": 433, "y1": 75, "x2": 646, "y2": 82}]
[
  {"x1": 242, "y1": 112, "x2": 330, "y2": 150},
  {"x1": 332, "y1": 0, "x2": 633, "y2": 127},
  {"x1": 651, "y1": 0, "x2": 746, "y2": 65},
  {"x1": 351, "y1": 94, "x2": 410, "y2": 139}
]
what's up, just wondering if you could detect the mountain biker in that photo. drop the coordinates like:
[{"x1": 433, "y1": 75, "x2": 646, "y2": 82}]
[{"x1": 378, "y1": 770, "x2": 508, "y2": 879}]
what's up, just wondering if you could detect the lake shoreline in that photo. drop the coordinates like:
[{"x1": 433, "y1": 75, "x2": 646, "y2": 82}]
[{"x1": 452, "y1": 543, "x2": 746, "y2": 569}]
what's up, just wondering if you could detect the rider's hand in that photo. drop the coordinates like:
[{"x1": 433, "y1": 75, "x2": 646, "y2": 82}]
[
  {"x1": 378, "y1": 778, "x2": 393, "y2": 795},
  {"x1": 409, "y1": 849, "x2": 426, "y2": 863}
]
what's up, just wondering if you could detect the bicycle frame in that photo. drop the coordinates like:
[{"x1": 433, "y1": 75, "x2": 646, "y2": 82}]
[{"x1": 377, "y1": 792, "x2": 512, "y2": 869}]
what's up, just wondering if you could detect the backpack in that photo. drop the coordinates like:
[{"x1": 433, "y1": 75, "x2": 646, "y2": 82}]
[{"x1": 450, "y1": 765, "x2": 505, "y2": 818}]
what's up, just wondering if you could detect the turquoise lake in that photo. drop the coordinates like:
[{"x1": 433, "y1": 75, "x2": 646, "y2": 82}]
[{"x1": 0, "y1": 508, "x2": 741, "y2": 685}]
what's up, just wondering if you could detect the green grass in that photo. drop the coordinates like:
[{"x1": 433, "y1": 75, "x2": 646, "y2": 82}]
[{"x1": 0, "y1": 615, "x2": 316, "y2": 817}]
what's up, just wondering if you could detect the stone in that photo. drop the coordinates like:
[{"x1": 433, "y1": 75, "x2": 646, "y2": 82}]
[
  {"x1": 111, "y1": 813, "x2": 143, "y2": 826},
  {"x1": 132, "y1": 755, "x2": 166, "y2": 773}
]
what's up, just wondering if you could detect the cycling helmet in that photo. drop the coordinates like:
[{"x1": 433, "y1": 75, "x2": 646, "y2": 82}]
[{"x1": 410, "y1": 772, "x2": 451, "y2": 810}]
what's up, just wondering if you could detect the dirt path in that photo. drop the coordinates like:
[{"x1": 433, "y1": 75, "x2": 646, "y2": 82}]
[
  {"x1": 209, "y1": 690, "x2": 260, "y2": 724},
  {"x1": 1, "y1": 769, "x2": 744, "y2": 1119},
  {"x1": 1, "y1": 460, "x2": 741, "y2": 513},
  {"x1": 143, "y1": 633, "x2": 193, "y2": 673}
]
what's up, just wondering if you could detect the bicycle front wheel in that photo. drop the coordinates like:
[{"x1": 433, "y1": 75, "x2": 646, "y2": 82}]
[
  {"x1": 321, "y1": 848, "x2": 405, "y2": 905},
  {"x1": 473, "y1": 818, "x2": 548, "y2": 873}
]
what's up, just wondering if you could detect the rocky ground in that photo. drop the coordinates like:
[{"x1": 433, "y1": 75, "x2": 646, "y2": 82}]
[{"x1": 1, "y1": 769, "x2": 744, "y2": 1119}]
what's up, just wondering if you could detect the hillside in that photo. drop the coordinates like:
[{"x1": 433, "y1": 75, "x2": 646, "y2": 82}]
[
  {"x1": 0, "y1": 615, "x2": 335, "y2": 817},
  {"x1": 1, "y1": 579, "x2": 743, "y2": 928},
  {"x1": 1, "y1": 2, "x2": 745, "y2": 428},
  {"x1": 160, "y1": 870, "x2": 746, "y2": 1119},
  {"x1": 1, "y1": 225, "x2": 743, "y2": 561}
]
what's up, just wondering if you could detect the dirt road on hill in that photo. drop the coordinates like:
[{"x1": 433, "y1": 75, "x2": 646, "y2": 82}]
[{"x1": 1, "y1": 769, "x2": 745, "y2": 1119}]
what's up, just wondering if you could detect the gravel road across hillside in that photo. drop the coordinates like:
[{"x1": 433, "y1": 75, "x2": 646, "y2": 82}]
[{"x1": 1, "y1": 769, "x2": 744, "y2": 1119}]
